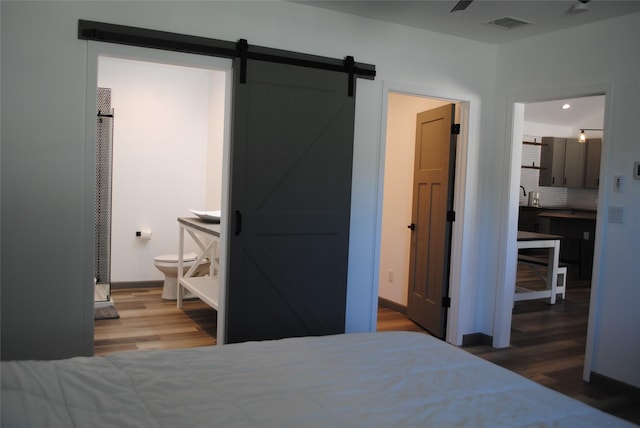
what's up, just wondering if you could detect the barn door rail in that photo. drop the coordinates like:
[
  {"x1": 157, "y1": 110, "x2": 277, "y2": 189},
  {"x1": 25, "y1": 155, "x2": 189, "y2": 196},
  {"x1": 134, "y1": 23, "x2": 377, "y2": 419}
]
[{"x1": 78, "y1": 20, "x2": 376, "y2": 96}]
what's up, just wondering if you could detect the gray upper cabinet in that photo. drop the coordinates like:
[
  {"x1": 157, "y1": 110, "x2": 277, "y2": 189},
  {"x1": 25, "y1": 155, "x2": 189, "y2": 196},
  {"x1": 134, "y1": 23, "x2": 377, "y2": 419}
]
[
  {"x1": 540, "y1": 137, "x2": 566, "y2": 187},
  {"x1": 539, "y1": 137, "x2": 589, "y2": 188},
  {"x1": 584, "y1": 138, "x2": 602, "y2": 189},
  {"x1": 564, "y1": 138, "x2": 586, "y2": 188}
]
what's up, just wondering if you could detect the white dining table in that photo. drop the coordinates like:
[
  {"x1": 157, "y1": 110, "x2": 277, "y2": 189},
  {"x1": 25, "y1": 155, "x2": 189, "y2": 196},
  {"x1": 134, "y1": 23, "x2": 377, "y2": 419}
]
[{"x1": 516, "y1": 231, "x2": 563, "y2": 304}]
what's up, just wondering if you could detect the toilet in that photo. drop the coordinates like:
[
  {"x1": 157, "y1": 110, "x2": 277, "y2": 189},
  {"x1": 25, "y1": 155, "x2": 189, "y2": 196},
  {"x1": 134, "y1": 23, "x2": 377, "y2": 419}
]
[{"x1": 153, "y1": 252, "x2": 210, "y2": 300}]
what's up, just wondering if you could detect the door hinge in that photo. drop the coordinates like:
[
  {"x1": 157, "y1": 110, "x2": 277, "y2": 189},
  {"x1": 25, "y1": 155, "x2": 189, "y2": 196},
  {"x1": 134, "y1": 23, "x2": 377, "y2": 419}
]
[
  {"x1": 442, "y1": 296, "x2": 451, "y2": 308},
  {"x1": 447, "y1": 211, "x2": 455, "y2": 222},
  {"x1": 451, "y1": 124, "x2": 460, "y2": 135}
]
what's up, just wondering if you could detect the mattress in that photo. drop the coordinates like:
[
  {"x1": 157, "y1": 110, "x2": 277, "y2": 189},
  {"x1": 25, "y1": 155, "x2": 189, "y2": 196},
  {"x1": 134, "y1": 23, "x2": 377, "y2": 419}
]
[{"x1": 1, "y1": 332, "x2": 633, "y2": 427}]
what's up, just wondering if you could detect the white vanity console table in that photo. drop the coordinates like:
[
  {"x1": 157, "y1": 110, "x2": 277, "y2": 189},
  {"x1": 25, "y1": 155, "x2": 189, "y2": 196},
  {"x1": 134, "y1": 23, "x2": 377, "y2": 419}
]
[{"x1": 177, "y1": 217, "x2": 221, "y2": 320}]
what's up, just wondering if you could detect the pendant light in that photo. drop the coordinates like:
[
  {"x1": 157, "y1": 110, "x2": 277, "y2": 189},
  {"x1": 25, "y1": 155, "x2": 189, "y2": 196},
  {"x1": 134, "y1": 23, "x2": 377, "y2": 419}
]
[
  {"x1": 579, "y1": 130, "x2": 586, "y2": 142},
  {"x1": 578, "y1": 128, "x2": 602, "y2": 143}
]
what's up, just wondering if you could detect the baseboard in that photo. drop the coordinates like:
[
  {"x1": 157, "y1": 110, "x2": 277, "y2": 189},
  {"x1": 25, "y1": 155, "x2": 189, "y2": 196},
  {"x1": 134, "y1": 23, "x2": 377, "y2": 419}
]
[
  {"x1": 461, "y1": 333, "x2": 493, "y2": 347},
  {"x1": 377, "y1": 297, "x2": 406, "y2": 314},
  {"x1": 111, "y1": 280, "x2": 163, "y2": 290},
  {"x1": 590, "y1": 372, "x2": 640, "y2": 394}
]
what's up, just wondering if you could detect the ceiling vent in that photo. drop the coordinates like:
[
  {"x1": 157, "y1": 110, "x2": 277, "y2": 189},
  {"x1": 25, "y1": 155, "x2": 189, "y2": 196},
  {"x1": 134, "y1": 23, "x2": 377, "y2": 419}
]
[{"x1": 483, "y1": 16, "x2": 535, "y2": 30}]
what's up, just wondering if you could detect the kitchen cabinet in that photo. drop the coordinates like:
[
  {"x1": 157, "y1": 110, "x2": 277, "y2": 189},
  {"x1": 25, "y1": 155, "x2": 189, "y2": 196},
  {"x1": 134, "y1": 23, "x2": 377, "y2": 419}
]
[
  {"x1": 538, "y1": 210, "x2": 596, "y2": 279},
  {"x1": 518, "y1": 206, "x2": 543, "y2": 233},
  {"x1": 517, "y1": 206, "x2": 549, "y2": 257},
  {"x1": 539, "y1": 137, "x2": 565, "y2": 187},
  {"x1": 584, "y1": 138, "x2": 602, "y2": 189},
  {"x1": 564, "y1": 138, "x2": 586, "y2": 188},
  {"x1": 539, "y1": 137, "x2": 585, "y2": 188}
]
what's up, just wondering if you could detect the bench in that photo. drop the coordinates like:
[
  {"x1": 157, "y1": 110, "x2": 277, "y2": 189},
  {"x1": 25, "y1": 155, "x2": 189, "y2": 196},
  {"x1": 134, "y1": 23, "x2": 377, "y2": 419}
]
[{"x1": 516, "y1": 254, "x2": 568, "y2": 301}]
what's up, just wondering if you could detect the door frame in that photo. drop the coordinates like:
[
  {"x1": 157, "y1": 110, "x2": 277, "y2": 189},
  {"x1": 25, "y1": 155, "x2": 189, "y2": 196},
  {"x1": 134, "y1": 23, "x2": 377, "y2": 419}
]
[
  {"x1": 84, "y1": 41, "x2": 234, "y2": 344},
  {"x1": 493, "y1": 82, "x2": 612, "y2": 381},
  {"x1": 375, "y1": 80, "x2": 474, "y2": 345}
]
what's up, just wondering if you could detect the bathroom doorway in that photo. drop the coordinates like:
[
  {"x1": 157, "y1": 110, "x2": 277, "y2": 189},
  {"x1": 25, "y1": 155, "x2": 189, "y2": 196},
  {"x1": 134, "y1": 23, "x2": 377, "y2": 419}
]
[{"x1": 92, "y1": 49, "x2": 231, "y2": 318}]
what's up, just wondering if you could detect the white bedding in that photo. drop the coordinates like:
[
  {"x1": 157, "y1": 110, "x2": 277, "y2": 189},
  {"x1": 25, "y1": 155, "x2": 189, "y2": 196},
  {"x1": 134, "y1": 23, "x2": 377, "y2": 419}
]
[{"x1": 1, "y1": 332, "x2": 633, "y2": 427}]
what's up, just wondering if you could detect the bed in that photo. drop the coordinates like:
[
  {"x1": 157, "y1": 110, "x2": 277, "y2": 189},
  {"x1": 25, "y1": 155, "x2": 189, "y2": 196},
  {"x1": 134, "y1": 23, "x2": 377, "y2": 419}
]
[{"x1": 1, "y1": 332, "x2": 632, "y2": 427}]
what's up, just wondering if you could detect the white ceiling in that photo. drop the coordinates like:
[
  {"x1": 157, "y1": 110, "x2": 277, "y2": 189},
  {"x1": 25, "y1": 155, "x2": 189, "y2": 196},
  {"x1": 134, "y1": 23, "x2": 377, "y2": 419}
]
[
  {"x1": 297, "y1": 0, "x2": 640, "y2": 45},
  {"x1": 524, "y1": 95, "x2": 605, "y2": 129}
]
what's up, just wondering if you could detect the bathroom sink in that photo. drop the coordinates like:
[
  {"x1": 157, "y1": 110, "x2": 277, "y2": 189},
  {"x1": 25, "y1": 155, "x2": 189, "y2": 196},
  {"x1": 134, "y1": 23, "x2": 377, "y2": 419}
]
[{"x1": 190, "y1": 209, "x2": 221, "y2": 223}]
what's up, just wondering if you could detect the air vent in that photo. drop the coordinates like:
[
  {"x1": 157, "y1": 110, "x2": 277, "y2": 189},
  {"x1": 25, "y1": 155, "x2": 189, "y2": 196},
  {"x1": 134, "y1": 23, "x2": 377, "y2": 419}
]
[{"x1": 483, "y1": 16, "x2": 535, "y2": 30}]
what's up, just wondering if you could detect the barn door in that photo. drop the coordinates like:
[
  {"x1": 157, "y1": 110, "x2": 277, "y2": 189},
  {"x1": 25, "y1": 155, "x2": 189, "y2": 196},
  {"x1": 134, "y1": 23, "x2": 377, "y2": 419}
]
[
  {"x1": 406, "y1": 104, "x2": 457, "y2": 339},
  {"x1": 226, "y1": 58, "x2": 356, "y2": 343}
]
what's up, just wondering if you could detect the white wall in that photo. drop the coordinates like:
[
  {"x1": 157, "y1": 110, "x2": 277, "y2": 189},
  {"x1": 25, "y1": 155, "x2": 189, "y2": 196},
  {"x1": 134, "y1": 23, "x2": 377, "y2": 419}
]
[
  {"x1": 206, "y1": 72, "x2": 226, "y2": 212},
  {"x1": 378, "y1": 93, "x2": 449, "y2": 305},
  {"x1": 494, "y1": 12, "x2": 640, "y2": 387},
  {"x1": 1, "y1": 1, "x2": 497, "y2": 359},
  {"x1": 98, "y1": 57, "x2": 225, "y2": 282}
]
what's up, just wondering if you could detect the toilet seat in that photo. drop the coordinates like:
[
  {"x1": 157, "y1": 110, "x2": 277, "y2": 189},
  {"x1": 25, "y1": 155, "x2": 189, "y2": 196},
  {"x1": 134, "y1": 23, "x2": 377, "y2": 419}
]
[{"x1": 154, "y1": 253, "x2": 198, "y2": 263}]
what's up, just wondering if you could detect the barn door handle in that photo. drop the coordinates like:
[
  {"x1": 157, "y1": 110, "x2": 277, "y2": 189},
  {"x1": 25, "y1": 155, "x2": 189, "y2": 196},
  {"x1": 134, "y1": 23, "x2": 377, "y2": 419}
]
[
  {"x1": 407, "y1": 223, "x2": 415, "y2": 231},
  {"x1": 235, "y1": 210, "x2": 242, "y2": 236}
]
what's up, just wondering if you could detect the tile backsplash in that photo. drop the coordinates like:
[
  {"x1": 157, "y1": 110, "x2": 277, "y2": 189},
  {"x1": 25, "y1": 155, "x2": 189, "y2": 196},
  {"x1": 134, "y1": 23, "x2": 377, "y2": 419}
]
[{"x1": 519, "y1": 135, "x2": 598, "y2": 210}]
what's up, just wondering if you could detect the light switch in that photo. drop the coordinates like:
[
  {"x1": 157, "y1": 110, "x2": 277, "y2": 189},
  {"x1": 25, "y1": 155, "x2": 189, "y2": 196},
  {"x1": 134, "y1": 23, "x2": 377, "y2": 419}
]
[{"x1": 613, "y1": 175, "x2": 624, "y2": 193}]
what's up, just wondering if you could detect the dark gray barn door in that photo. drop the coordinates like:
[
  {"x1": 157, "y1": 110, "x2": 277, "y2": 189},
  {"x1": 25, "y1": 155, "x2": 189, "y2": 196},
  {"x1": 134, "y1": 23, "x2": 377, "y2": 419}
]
[{"x1": 226, "y1": 59, "x2": 356, "y2": 343}]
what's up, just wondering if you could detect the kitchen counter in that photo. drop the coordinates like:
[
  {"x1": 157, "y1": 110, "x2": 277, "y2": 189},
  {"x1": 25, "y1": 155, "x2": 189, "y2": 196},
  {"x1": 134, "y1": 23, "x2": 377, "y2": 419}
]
[
  {"x1": 519, "y1": 205, "x2": 596, "y2": 212},
  {"x1": 518, "y1": 206, "x2": 597, "y2": 279},
  {"x1": 537, "y1": 210, "x2": 596, "y2": 221}
]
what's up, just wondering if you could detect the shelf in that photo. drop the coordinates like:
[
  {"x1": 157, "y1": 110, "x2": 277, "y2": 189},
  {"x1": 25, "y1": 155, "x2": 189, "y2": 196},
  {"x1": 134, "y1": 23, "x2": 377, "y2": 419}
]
[
  {"x1": 523, "y1": 141, "x2": 544, "y2": 146},
  {"x1": 521, "y1": 165, "x2": 544, "y2": 170},
  {"x1": 179, "y1": 276, "x2": 219, "y2": 310}
]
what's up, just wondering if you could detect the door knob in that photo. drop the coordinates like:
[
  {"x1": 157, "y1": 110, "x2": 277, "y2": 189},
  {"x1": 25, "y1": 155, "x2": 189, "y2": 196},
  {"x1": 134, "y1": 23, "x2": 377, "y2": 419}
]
[{"x1": 407, "y1": 223, "x2": 415, "y2": 230}]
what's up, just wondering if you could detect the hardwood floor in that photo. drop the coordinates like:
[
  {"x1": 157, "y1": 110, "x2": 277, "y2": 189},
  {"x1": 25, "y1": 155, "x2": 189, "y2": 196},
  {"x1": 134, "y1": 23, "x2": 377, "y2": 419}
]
[
  {"x1": 97, "y1": 283, "x2": 640, "y2": 425},
  {"x1": 467, "y1": 287, "x2": 640, "y2": 425},
  {"x1": 94, "y1": 288, "x2": 217, "y2": 355}
]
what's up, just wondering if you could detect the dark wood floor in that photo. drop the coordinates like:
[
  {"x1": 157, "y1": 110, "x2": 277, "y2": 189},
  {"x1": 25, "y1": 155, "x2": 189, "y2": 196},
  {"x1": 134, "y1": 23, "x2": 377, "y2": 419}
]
[
  {"x1": 465, "y1": 287, "x2": 640, "y2": 425},
  {"x1": 97, "y1": 280, "x2": 640, "y2": 425}
]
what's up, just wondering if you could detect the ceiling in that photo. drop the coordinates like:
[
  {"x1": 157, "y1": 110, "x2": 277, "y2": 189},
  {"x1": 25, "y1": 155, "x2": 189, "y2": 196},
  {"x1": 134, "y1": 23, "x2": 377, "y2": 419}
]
[
  {"x1": 296, "y1": 0, "x2": 640, "y2": 45},
  {"x1": 524, "y1": 95, "x2": 604, "y2": 128}
]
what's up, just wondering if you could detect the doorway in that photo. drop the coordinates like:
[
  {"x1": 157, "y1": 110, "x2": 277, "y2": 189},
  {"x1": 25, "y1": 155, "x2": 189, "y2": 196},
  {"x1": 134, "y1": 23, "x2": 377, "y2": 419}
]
[
  {"x1": 516, "y1": 95, "x2": 603, "y2": 380},
  {"x1": 96, "y1": 56, "x2": 226, "y2": 290},
  {"x1": 87, "y1": 36, "x2": 369, "y2": 345},
  {"x1": 377, "y1": 89, "x2": 464, "y2": 341},
  {"x1": 86, "y1": 43, "x2": 233, "y2": 342},
  {"x1": 494, "y1": 86, "x2": 609, "y2": 382}
]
